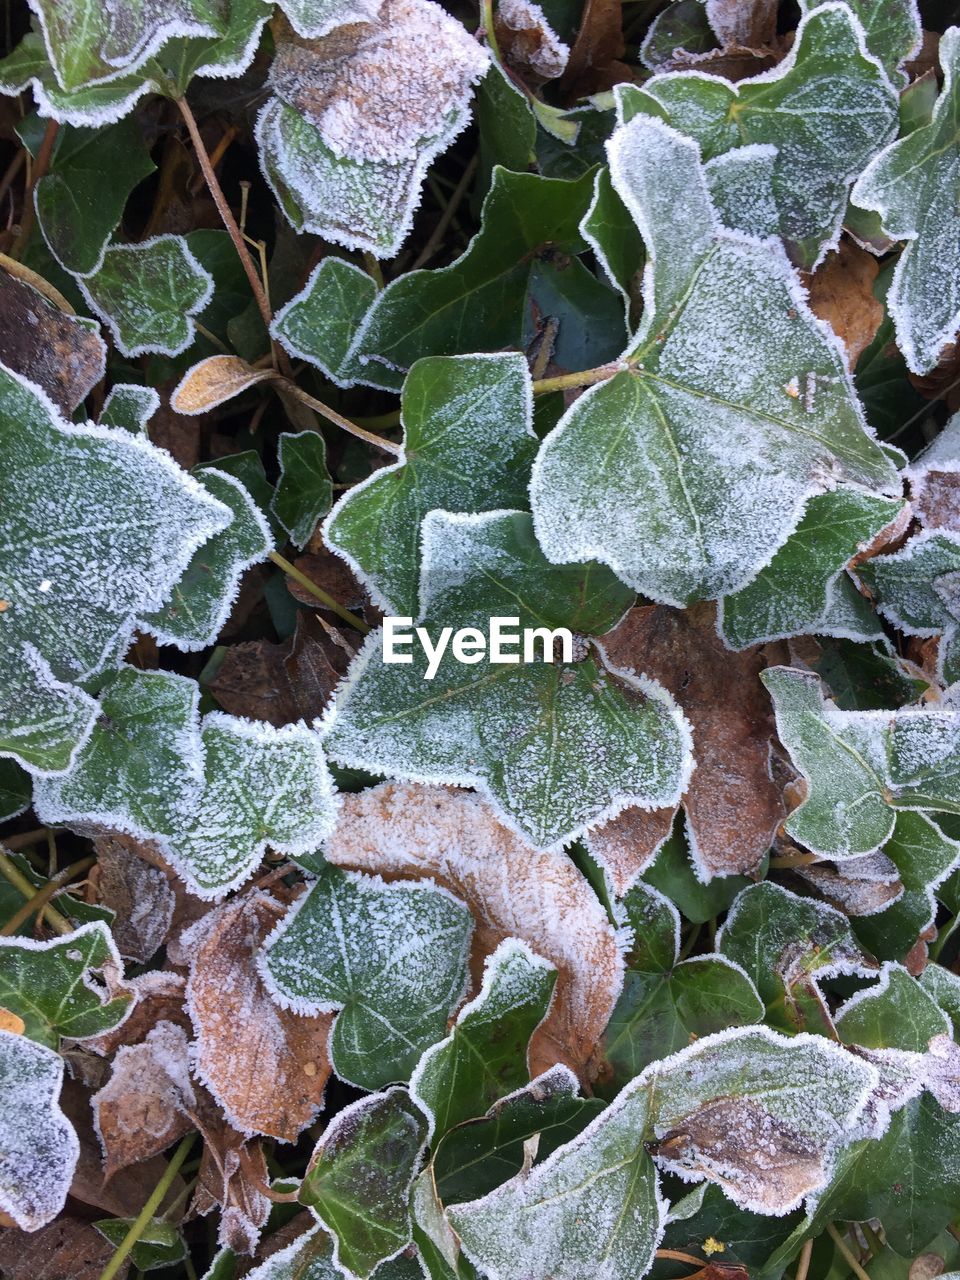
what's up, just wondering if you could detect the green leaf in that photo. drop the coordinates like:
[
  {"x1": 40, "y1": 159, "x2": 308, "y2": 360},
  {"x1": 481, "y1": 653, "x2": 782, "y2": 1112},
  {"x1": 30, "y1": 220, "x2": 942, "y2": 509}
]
[
  {"x1": 0, "y1": 921, "x2": 133, "y2": 1049},
  {"x1": 835, "y1": 961, "x2": 950, "y2": 1051},
  {"x1": 581, "y1": 165, "x2": 644, "y2": 316},
  {"x1": 353, "y1": 167, "x2": 625, "y2": 383},
  {"x1": 531, "y1": 114, "x2": 899, "y2": 607},
  {"x1": 94, "y1": 1217, "x2": 187, "y2": 1272},
  {"x1": 33, "y1": 116, "x2": 156, "y2": 276},
  {"x1": 641, "y1": 823, "x2": 757, "y2": 925},
  {"x1": 447, "y1": 1079, "x2": 664, "y2": 1280},
  {"x1": 324, "y1": 353, "x2": 537, "y2": 615},
  {"x1": 719, "y1": 490, "x2": 905, "y2": 649},
  {"x1": 475, "y1": 64, "x2": 536, "y2": 177},
  {"x1": 142, "y1": 467, "x2": 273, "y2": 649},
  {"x1": 805, "y1": 637, "x2": 928, "y2": 711},
  {"x1": 626, "y1": 3, "x2": 898, "y2": 267},
  {"x1": 261, "y1": 864, "x2": 473, "y2": 1090},
  {"x1": 271, "y1": 257, "x2": 378, "y2": 388},
  {"x1": 269, "y1": 432, "x2": 333, "y2": 551},
  {"x1": 326, "y1": 510, "x2": 692, "y2": 849},
  {"x1": 78, "y1": 235, "x2": 214, "y2": 357},
  {"x1": 800, "y1": 0, "x2": 921, "y2": 83},
  {"x1": 852, "y1": 27, "x2": 960, "y2": 372},
  {"x1": 239, "y1": 1223, "x2": 334, "y2": 1280},
  {"x1": 640, "y1": 0, "x2": 716, "y2": 70},
  {"x1": 0, "y1": 759, "x2": 31, "y2": 822},
  {"x1": 718, "y1": 881, "x2": 874, "y2": 1035},
  {"x1": 99, "y1": 384, "x2": 160, "y2": 433},
  {"x1": 298, "y1": 1087, "x2": 427, "y2": 1279},
  {"x1": 602, "y1": 882, "x2": 764, "y2": 1083},
  {"x1": 922, "y1": 962, "x2": 960, "y2": 1033},
  {"x1": 0, "y1": 1028, "x2": 78, "y2": 1230},
  {"x1": 0, "y1": 31, "x2": 152, "y2": 127},
  {"x1": 660, "y1": 1182, "x2": 804, "y2": 1273},
  {"x1": 410, "y1": 939, "x2": 556, "y2": 1139},
  {"x1": 0, "y1": 362, "x2": 229, "y2": 774}
]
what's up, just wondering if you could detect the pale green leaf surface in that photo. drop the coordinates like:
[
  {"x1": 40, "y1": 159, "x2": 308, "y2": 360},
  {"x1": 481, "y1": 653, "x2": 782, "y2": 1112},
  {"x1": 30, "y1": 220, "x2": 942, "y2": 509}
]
[
  {"x1": 270, "y1": 432, "x2": 333, "y2": 551},
  {"x1": 261, "y1": 864, "x2": 473, "y2": 1090},
  {"x1": 799, "y1": 0, "x2": 921, "y2": 82},
  {"x1": 99, "y1": 384, "x2": 161, "y2": 433},
  {"x1": 271, "y1": 257, "x2": 378, "y2": 388},
  {"x1": 277, "y1": 0, "x2": 382, "y2": 38},
  {"x1": 835, "y1": 961, "x2": 950, "y2": 1052}
]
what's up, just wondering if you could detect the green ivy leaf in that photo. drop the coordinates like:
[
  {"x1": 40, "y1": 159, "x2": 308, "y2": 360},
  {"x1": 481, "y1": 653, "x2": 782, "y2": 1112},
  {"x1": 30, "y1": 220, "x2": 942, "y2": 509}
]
[
  {"x1": 326, "y1": 510, "x2": 692, "y2": 849},
  {"x1": 261, "y1": 864, "x2": 473, "y2": 1090},
  {"x1": 269, "y1": 432, "x2": 333, "y2": 551},
  {"x1": 0, "y1": 362, "x2": 229, "y2": 774},
  {"x1": 99, "y1": 384, "x2": 160, "y2": 433},
  {"x1": 640, "y1": 0, "x2": 716, "y2": 70},
  {"x1": 142, "y1": 467, "x2": 273, "y2": 649},
  {"x1": 94, "y1": 1217, "x2": 187, "y2": 1272},
  {"x1": 0, "y1": 921, "x2": 133, "y2": 1048},
  {"x1": 852, "y1": 27, "x2": 960, "y2": 373},
  {"x1": 718, "y1": 881, "x2": 874, "y2": 1035},
  {"x1": 298, "y1": 1087, "x2": 427, "y2": 1279},
  {"x1": 448, "y1": 1079, "x2": 664, "y2": 1280},
  {"x1": 410, "y1": 939, "x2": 556, "y2": 1139},
  {"x1": 531, "y1": 114, "x2": 899, "y2": 607},
  {"x1": 602, "y1": 882, "x2": 764, "y2": 1083},
  {"x1": 581, "y1": 165, "x2": 644, "y2": 316},
  {"x1": 0, "y1": 1028, "x2": 78, "y2": 1230},
  {"x1": 805, "y1": 636, "x2": 928, "y2": 711},
  {"x1": 271, "y1": 257, "x2": 378, "y2": 388},
  {"x1": 0, "y1": 759, "x2": 31, "y2": 822},
  {"x1": 324, "y1": 354, "x2": 537, "y2": 615},
  {"x1": 801, "y1": 0, "x2": 921, "y2": 83},
  {"x1": 626, "y1": 3, "x2": 898, "y2": 267},
  {"x1": 835, "y1": 960, "x2": 950, "y2": 1051},
  {"x1": 719, "y1": 489, "x2": 905, "y2": 649},
  {"x1": 353, "y1": 167, "x2": 625, "y2": 385},
  {"x1": 78, "y1": 235, "x2": 214, "y2": 357},
  {"x1": 922, "y1": 962, "x2": 960, "y2": 1032}
]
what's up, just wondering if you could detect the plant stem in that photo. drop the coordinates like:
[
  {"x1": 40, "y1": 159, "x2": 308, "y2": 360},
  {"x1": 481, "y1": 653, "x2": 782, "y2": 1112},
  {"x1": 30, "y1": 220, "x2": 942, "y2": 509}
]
[
  {"x1": 98, "y1": 1134, "x2": 195, "y2": 1280},
  {"x1": 412, "y1": 154, "x2": 479, "y2": 270},
  {"x1": 268, "y1": 550, "x2": 371, "y2": 634},
  {"x1": 532, "y1": 362, "x2": 624, "y2": 395},
  {"x1": 793, "y1": 1239, "x2": 814, "y2": 1280},
  {"x1": 275, "y1": 379, "x2": 402, "y2": 455},
  {"x1": 362, "y1": 251, "x2": 385, "y2": 289},
  {"x1": 0, "y1": 855, "x2": 94, "y2": 937},
  {"x1": 826, "y1": 1223, "x2": 871, "y2": 1280},
  {"x1": 175, "y1": 97, "x2": 277, "y2": 343},
  {"x1": 655, "y1": 1249, "x2": 708, "y2": 1267},
  {"x1": 11, "y1": 117, "x2": 58, "y2": 259},
  {"x1": 0, "y1": 847, "x2": 72, "y2": 935}
]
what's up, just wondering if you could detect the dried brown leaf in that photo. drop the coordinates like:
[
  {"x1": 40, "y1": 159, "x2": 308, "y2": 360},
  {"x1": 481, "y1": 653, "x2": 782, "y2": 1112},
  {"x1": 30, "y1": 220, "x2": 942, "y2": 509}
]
[
  {"x1": 190, "y1": 1104, "x2": 270, "y2": 1255},
  {"x1": 598, "y1": 602, "x2": 785, "y2": 878},
  {"x1": 0, "y1": 1216, "x2": 117, "y2": 1280},
  {"x1": 170, "y1": 355, "x2": 274, "y2": 416},
  {"x1": 659, "y1": 45, "x2": 779, "y2": 78},
  {"x1": 324, "y1": 781, "x2": 624, "y2": 1077},
  {"x1": 805, "y1": 238, "x2": 883, "y2": 366},
  {"x1": 184, "y1": 890, "x2": 333, "y2": 1141},
  {"x1": 556, "y1": 0, "x2": 630, "y2": 96},
  {"x1": 0, "y1": 263, "x2": 105, "y2": 415},
  {"x1": 494, "y1": 0, "x2": 569, "y2": 81},
  {"x1": 84, "y1": 971, "x2": 190, "y2": 1057},
  {"x1": 93, "y1": 835, "x2": 176, "y2": 963},
  {"x1": 794, "y1": 862, "x2": 904, "y2": 916},
  {"x1": 705, "y1": 0, "x2": 778, "y2": 48},
  {"x1": 585, "y1": 803, "x2": 677, "y2": 897}
]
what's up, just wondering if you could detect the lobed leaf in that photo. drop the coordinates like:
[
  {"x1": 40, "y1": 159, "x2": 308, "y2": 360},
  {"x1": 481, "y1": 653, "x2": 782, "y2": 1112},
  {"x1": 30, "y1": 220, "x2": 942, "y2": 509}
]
[{"x1": 270, "y1": 432, "x2": 332, "y2": 550}]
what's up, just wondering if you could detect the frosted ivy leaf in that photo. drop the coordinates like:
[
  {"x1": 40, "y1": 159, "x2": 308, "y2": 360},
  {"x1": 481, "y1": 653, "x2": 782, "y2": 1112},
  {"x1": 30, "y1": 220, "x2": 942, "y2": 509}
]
[
  {"x1": 324, "y1": 354, "x2": 537, "y2": 614},
  {"x1": 277, "y1": 0, "x2": 383, "y2": 39},
  {"x1": 761, "y1": 667, "x2": 893, "y2": 858},
  {"x1": 0, "y1": 759, "x2": 30, "y2": 822},
  {"x1": 166, "y1": 713, "x2": 338, "y2": 900},
  {"x1": 799, "y1": 0, "x2": 921, "y2": 83},
  {"x1": 325, "y1": 510, "x2": 692, "y2": 849},
  {"x1": 530, "y1": 115, "x2": 899, "y2": 607},
  {"x1": 581, "y1": 165, "x2": 645, "y2": 320},
  {"x1": 719, "y1": 489, "x2": 904, "y2": 649},
  {"x1": 624, "y1": 4, "x2": 898, "y2": 267},
  {"x1": 141, "y1": 467, "x2": 273, "y2": 649},
  {"x1": 410, "y1": 938, "x2": 556, "y2": 1139},
  {"x1": 717, "y1": 882, "x2": 874, "y2": 1036},
  {"x1": 271, "y1": 432, "x2": 332, "y2": 551},
  {"x1": 33, "y1": 668, "x2": 204, "y2": 840},
  {"x1": 921, "y1": 962, "x2": 960, "y2": 1033},
  {"x1": 642, "y1": 1026, "x2": 878, "y2": 1214},
  {"x1": 258, "y1": 0, "x2": 488, "y2": 257},
  {"x1": 448, "y1": 1083, "x2": 665, "y2": 1280},
  {"x1": 836, "y1": 961, "x2": 950, "y2": 1051},
  {"x1": 241, "y1": 1222, "x2": 337, "y2": 1279},
  {"x1": 78, "y1": 235, "x2": 214, "y2": 357},
  {"x1": 260, "y1": 864, "x2": 472, "y2": 1090},
  {"x1": 0, "y1": 1029, "x2": 79, "y2": 1230},
  {"x1": 852, "y1": 28, "x2": 960, "y2": 373},
  {"x1": 99, "y1": 384, "x2": 161, "y2": 433},
  {"x1": 271, "y1": 257, "x2": 378, "y2": 388},
  {"x1": 904, "y1": 410, "x2": 960, "y2": 532},
  {"x1": 0, "y1": 922, "x2": 134, "y2": 1049},
  {"x1": 0, "y1": 363, "x2": 229, "y2": 771},
  {"x1": 704, "y1": 144, "x2": 781, "y2": 242},
  {"x1": 857, "y1": 532, "x2": 960, "y2": 685},
  {"x1": 886, "y1": 699, "x2": 960, "y2": 812},
  {"x1": 0, "y1": 31, "x2": 155, "y2": 126}
]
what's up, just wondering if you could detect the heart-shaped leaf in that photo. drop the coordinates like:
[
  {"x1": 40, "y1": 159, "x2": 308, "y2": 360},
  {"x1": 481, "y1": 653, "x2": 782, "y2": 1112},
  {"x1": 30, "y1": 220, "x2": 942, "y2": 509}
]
[
  {"x1": 271, "y1": 256, "x2": 378, "y2": 388},
  {"x1": 270, "y1": 432, "x2": 332, "y2": 550}
]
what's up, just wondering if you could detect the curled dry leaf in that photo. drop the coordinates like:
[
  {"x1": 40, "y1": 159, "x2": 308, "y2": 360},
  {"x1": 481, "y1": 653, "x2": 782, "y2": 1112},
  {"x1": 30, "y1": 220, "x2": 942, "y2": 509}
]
[
  {"x1": 795, "y1": 861, "x2": 905, "y2": 916},
  {"x1": 323, "y1": 781, "x2": 624, "y2": 1078},
  {"x1": 184, "y1": 890, "x2": 333, "y2": 1142},
  {"x1": 597, "y1": 602, "x2": 786, "y2": 880},
  {"x1": 586, "y1": 803, "x2": 676, "y2": 897},
  {"x1": 93, "y1": 833, "x2": 176, "y2": 963},
  {"x1": 494, "y1": 0, "x2": 570, "y2": 81},
  {"x1": 705, "y1": 0, "x2": 779, "y2": 49},
  {"x1": 84, "y1": 971, "x2": 190, "y2": 1058},
  {"x1": 0, "y1": 264, "x2": 106, "y2": 416},
  {"x1": 805, "y1": 237, "x2": 884, "y2": 367},
  {"x1": 170, "y1": 355, "x2": 275, "y2": 416},
  {"x1": 190, "y1": 1104, "x2": 271, "y2": 1255},
  {"x1": 557, "y1": 0, "x2": 630, "y2": 96}
]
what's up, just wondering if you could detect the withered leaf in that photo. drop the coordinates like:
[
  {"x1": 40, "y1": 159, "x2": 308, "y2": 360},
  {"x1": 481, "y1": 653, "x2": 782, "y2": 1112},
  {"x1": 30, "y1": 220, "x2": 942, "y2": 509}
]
[
  {"x1": 0, "y1": 1216, "x2": 115, "y2": 1280},
  {"x1": 805, "y1": 238, "x2": 884, "y2": 367},
  {"x1": 190, "y1": 1104, "x2": 270, "y2": 1256},
  {"x1": 557, "y1": 0, "x2": 630, "y2": 96},
  {"x1": 598, "y1": 602, "x2": 785, "y2": 879},
  {"x1": 93, "y1": 834, "x2": 176, "y2": 963},
  {"x1": 494, "y1": 0, "x2": 570, "y2": 81},
  {"x1": 705, "y1": 0, "x2": 779, "y2": 49},
  {"x1": 323, "y1": 781, "x2": 624, "y2": 1078},
  {"x1": 585, "y1": 803, "x2": 676, "y2": 897},
  {"x1": 184, "y1": 890, "x2": 333, "y2": 1142},
  {"x1": 170, "y1": 356, "x2": 275, "y2": 416},
  {"x1": 84, "y1": 970, "x2": 189, "y2": 1058}
]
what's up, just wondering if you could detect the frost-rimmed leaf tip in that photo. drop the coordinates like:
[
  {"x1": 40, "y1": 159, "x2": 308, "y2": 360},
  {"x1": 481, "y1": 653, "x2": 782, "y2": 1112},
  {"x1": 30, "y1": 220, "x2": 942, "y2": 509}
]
[{"x1": 530, "y1": 112, "x2": 900, "y2": 608}]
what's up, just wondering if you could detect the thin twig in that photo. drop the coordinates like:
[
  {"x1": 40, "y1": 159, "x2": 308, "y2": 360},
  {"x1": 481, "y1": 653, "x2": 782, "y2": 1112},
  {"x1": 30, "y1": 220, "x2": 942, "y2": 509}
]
[
  {"x1": 274, "y1": 378, "x2": 402, "y2": 455},
  {"x1": 793, "y1": 1238, "x2": 814, "y2": 1280},
  {"x1": 0, "y1": 856, "x2": 95, "y2": 937},
  {"x1": 0, "y1": 148, "x2": 25, "y2": 210},
  {"x1": 98, "y1": 1134, "x2": 195, "y2": 1280},
  {"x1": 10, "y1": 117, "x2": 58, "y2": 259},
  {"x1": 826, "y1": 1223, "x2": 872, "y2": 1280},
  {"x1": 268, "y1": 550, "x2": 371, "y2": 634},
  {"x1": 655, "y1": 1249, "x2": 709, "y2": 1267},
  {"x1": 0, "y1": 847, "x2": 72, "y2": 935},
  {"x1": 532, "y1": 362, "x2": 625, "y2": 395},
  {"x1": 412, "y1": 154, "x2": 479, "y2": 270}
]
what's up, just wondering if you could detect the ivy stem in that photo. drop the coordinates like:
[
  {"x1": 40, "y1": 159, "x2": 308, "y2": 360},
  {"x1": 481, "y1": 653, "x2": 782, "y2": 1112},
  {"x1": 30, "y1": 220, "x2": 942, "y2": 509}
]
[
  {"x1": 175, "y1": 96, "x2": 291, "y2": 374},
  {"x1": 10, "y1": 117, "x2": 58, "y2": 259},
  {"x1": 768, "y1": 851, "x2": 820, "y2": 869},
  {"x1": 268, "y1": 550, "x2": 371, "y2": 634},
  {"x1": 98, "y1": 1133, "x2": 195, "y2": 1280},
  {"x1": 273, "y1": 378, "x2": 402, "y2": 456},
  {"x1": 532, "y1": 362, "x2": 625, "y2": 395},
  {"x1": 0, "y1": 855, "x2": 94, "y2": 937},
  {"x1": 825, "y1": 1223, "x2": 871, "y2": 1280},
  {"x1": 655, "y1": 1249, "x2": 708, "y2": 1267},
  {"x1": 0, "y1": 847, "x2": 72, "y2": 935}
]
